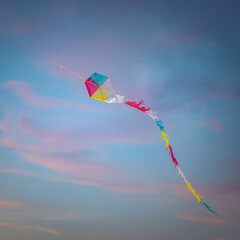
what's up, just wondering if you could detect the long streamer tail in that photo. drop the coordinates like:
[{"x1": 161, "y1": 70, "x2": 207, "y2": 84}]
[
  {"x1": 177, "y1": 166, "x2": 217, "y2": 215},
  {"x1": 109, "y1": 98, "x2": 216, "y2": 214}
]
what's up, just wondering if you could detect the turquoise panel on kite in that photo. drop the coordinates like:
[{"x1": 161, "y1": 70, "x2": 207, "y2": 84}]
[
  {"x1": 91, "y1": 72, "x2": 108, "y2": 86},
  {"x1": 86, "y1": 77, "x2": 99, "y2": 87}
]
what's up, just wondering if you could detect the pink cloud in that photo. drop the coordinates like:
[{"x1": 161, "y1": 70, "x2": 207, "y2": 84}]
[
  {"x1": 0, "y1": 137, "x2": 40, "y2": 151},
  {"x1": 196, "y1": 118, "x2": 222, "y2": 132},
  {"x1": 18, "y1": 116, "x2": 146, "y2": 144},
  {"x1": 0, "y1": 136, "x2": 62, "y2": 152},
  {"x1": 0, "y1": 113, "x2": 202, "y2": 197},
  {"x1": 1, "y1": 169, "x2": 20, "y2": 174},
  {"x1": 0, "y1": 113, "x2": 98, "y2": 152},
  {"x1": 0, "y1": 115, "x2": 148, "y2": 155},
  {"x1": 0, "y1": 221, "x2": 60, "y2": 236},
  {"x1": 206, "y1": 183, "x2": 240, "y2": 197},
  {"x1": 1, "y1": 167, "x2": 191, "y2": 197},
  {"x1": 0, "y1": 198, "x2": 29, "y2": 209},
  {"x1": 176, "y1": 213, "x2": 223, "y2": 223},
  {"x1": 0, "y1": 135, "x2": 96, "y2": 153},
  {"x1": 152, "y1": 31, "x2": 203, "y2": 48},
  {"x1": 20, "y1": 152, "x2": 115, "y2": 182},
  {"x1": 206, "y1": 191, "x2": 240, "y2": 221},
  {"x1": 0, "y1": 110, "x2": 200, "y2": 198},
  {"x1": 0, "y1": 167, "x2": 105, "y2": 192},
  {"x1": 2, "y1": 80, "x2": 94, "y2": 111},
  {"x1": 212, "y1": 88, "x2": 240, "y2": 99},
  {"x1": 104, "y1": 184, "x2": 158, "y2": 195},
  {"x1": 103, "y1": 181, "x2": 189, "y2": 195}
]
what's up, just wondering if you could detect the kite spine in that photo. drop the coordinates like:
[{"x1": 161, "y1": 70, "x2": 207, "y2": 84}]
[{"x1": 122, "y1": 100, "x2": 217, "y2": 215}]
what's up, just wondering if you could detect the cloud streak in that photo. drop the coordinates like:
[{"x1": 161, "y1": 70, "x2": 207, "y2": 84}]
[
  {"x1": 1, "y1": 167, "x2": 192, "y2": 197},
  {"x1": 0, "y1": 221, "x2": 60, "y2": 236},
  {"x1": 176, "y1": 214, "x2": 223, "y2": 223},
  {"x1": 2, "y1": 80, "x2": 93, "y2": 111},
  {"x1": 196, "y1": 118, "x2": 222, "y2": 132},
  {"x1": 20, "y1": 151, "x2": 115, "y2": 182},
  {"x1": 0, "y1": 113, "x2": 151, "y2": 155},
  {"x1": 18, "y1": 116, "x2": 146, "y2": 144},
  {"x1": 0, "y1": 198, "x2": 29, "y2": 209}
]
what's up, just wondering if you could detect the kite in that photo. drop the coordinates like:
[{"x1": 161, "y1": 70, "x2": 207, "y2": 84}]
[
  {"x1": 85, "y1": 73, "x2": 115, "y2": 102},
  {"x1": 85, "y1": 72, "x2": 217, "y2": 215},
  {"x1": 0, "y1": 27, "x2": 216, "y2": 215}
]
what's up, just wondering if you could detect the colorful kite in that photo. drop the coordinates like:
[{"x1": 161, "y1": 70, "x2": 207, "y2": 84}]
[
  {"x1": 85, "y1": 72, "x2": 115, "y2": 102},
  {"x1": 0, "y1": 27, "x2": 217, "y2": 215},
  {"x1": 85, "y1": 72, "x2": 217, "y2": 215}
]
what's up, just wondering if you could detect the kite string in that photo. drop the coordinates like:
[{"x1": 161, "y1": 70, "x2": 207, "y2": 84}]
[{"x1": 0, "y1": 26, "x2": 85, "y2": 81}]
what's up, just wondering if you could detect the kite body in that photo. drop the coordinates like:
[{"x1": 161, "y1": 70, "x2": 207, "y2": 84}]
[
  {"x1": 84, "y1": 72, "x2": 216, "y2": 215},
  {"x1": 84, "y1": 73, "x2": 114, "y2": 102}
]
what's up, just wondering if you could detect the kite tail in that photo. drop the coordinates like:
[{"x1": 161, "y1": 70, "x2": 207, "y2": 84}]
[
  {"x1": 177, "y1": 166, "x2": 217, "y2": 215},
  {"x1": 168, "y1": 144, "x2": 179, "y2": 168},
  {"x1": 125, "y1": 100, "x2": 151, "y2": 112},
  {"x1": 123, "y1": 99, "x2": 216, "y2": 214}
]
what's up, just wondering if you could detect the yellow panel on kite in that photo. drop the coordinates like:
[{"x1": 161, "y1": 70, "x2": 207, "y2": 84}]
[{"x1": 91, "y1": 88, "x2": 109, "y2": 102}]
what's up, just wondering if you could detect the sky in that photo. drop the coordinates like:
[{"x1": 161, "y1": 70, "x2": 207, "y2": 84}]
[{"x1": 0, "y1": 0, "x2": 240, "y2": 239}]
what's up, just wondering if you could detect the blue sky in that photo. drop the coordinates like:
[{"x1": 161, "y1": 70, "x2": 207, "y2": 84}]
[{"x1": 0, "y1": 0, "x2": 240, "y2": 239}]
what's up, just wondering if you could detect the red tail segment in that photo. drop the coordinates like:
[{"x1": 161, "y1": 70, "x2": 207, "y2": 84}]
[
  {"x1": 168, "y1": 145, "x2": 179, "y2": 167},
  {"x1": 125, "y1": 100, "x2": 151, "y2": 112}
]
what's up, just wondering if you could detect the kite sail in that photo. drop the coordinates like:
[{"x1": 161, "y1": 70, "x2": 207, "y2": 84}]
[
  {"x1": 85, "y1": 72, "x2": 115, "y2": 102},
  {"x1": 84, "y1": 72, "x2": 217, "y2": 215}
]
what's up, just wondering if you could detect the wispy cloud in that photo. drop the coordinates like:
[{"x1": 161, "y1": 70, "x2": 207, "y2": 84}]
[
  {"x1": 0, "y1": 198, "x2": 29, "y2": 209},
  {"x1": 0, "y1": 221, "x2": 60, "y2": 236},
  {"x1": 212, "y1": 88, "x2": 240, "y2": 100},
  {"x1": 0, "y1": 137, "x2": 41, "y2": 151},
  {"x1": 19, "y1": 152, "x2": 189, "y2": 196},
  {"x1": 18, "y1": 116, "x2": 145, "y2": 144},
  {"x1": 1, "y1": 167, "x2": 192, "y2": 197},
  {"x1": 0, "y1": 113, "x2": 150, "y2": 155},
  {"x1": 19, "y1": 151, "x2": 115, "y2": 182},
  {"x1": 2, "y1": 80, "x2": 93, "y2": 111},
  {"x1": 0, "y1": 136, "x2": 93, "y2": 153},
  {"x1": 0, "y1": 111, "x2": 161, "y2": 195},
  {"x1": 153, "y1": 32, "x2": 200, "y2": 47},
  {"x1": 0, "y1": 169, "x2": 20, "y2": 174},
  {"x1": 149, "y1": 77, "x2": 240, "y2": 117},
  {"x1": 196, "y1": 118, "x2": 222, "y2": 132},
  {"x1": 104, "y1": 184, "x2": 158, "y2": 195},
  {"x1": 208, "y1": 183, "x2": 240, "y2": 196},
  {"x1": 104, "y1": 181, "x2": 189, "y2": 195},
  {"x1": 176, "y1": 213, "x2": 223, "y2": 223}
]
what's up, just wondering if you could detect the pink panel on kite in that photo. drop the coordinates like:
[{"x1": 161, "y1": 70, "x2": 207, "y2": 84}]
[{"x1": 85, "y1": 81, "x2": 99, "y2": 97}]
